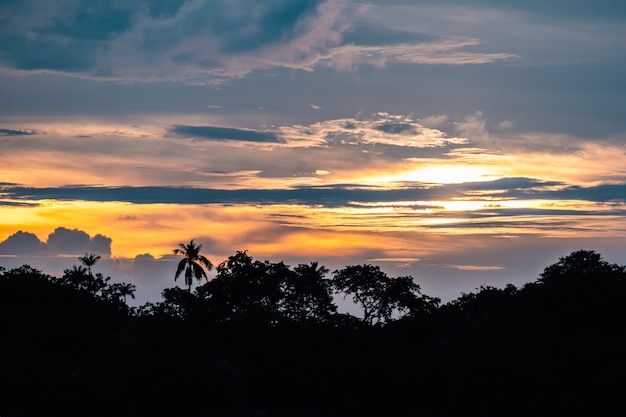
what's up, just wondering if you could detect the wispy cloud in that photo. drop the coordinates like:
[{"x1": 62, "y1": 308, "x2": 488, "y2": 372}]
[{"x1": 446, "y1": 264, "x2": 506, "y2": 271}]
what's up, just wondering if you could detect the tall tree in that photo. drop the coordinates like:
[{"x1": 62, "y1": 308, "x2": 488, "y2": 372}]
[
  {"x1": 332, "y1": 264, "x2": 391, "y2": 325},
  {"x1": 199, "y1": 250, "x2": 288, "y2": 323},
  {"x1": 332, "y1": 264, "x2": 436, "y2": 325},
  {"x1": 107, "y1": 282, "x2": 137, "y2": 304},
  {"x1": 173, "y1": 239, "x2": 213, "y2": 292},
  {"x1": 78, "y1": 252, "x2": 101, "y2": 277},
  {"x1": 283, "y1": 262, "x2": 336, "y2": 322}
]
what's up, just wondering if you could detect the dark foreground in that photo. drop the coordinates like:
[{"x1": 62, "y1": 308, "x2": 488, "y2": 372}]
[{"x1": 1, "y1": 250, "x2": 625, "y2": 416}]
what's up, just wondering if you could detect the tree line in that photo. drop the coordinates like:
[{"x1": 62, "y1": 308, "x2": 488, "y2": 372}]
[
  {"x1": 135, "y1": 239, "x2": 440, "y2": 326},
  {"x1": 1, "y1": 246, "x2": 626, "y2": 416}
]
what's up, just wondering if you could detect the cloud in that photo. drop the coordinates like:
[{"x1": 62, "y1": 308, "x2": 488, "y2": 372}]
[
  {"x1": 313, "y1": 36, "x2": 517, "y2": 71},
  {"x1": 278, "y1": 113, "x2": 468, "y2": 149},
  {"x1": 0, "y1": 231, "x2": 44, "y2": 255},
  {"x1": 446, "y1": 264, "x2": 506, "y2": 271},
  {"x1": 0, "y1": 227, "x2": 112, "y2": 256},
  {"x1": 341, "y1": 21, "x2": 435, "y2": 46},
  {"x1": 46, "y1": 227, "x2": 112, "y2": 256},
  {"x1": 3, "y1": 177, "x2": 626, "y2": 210},
  {"x1": 0, "y1": 128, "x2": 37, "y2": 136},
  {"x1": 0, "y1": 0, "x2": 340, "y2": 82},
  {"x1": 170, "y1": 125, "x2": 283, "y2": 143},
  {"x1": 367, "y1": 0, "x2": 626, "y2": 22},
  {"x1": 420, "y1": 114, "x2": 449, "y2": 128},
  {"x1": 454, "y1": 111, "x2": 488, "y2": 142},
  {"x1": 0, "y1": 0, "x2": 518, "y2": 83}
]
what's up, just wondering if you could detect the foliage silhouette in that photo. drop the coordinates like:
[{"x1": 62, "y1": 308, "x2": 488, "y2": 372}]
[
  {"x1": 199, "y1": 250, "x2": 287, "y2": 323},
  {"x1": 332, "y1": 264, "x2": 438, "y2": 325},
  {"x1": 78, "y1": 252, "x2": 101, "y2": 277},
  {"x1": 283, "y1": 261, "x2": 337, "y2": 322},
  {"x1": 2, "y1": 249, "x2": 626, "y2": 416},
  {"x1": 173, "y1": 239, "x2": 213, "y2": 292}
]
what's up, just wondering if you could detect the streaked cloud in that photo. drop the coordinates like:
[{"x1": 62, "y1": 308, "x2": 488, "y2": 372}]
[
  {"x1": 0, "y1": 128, "x2": 37, "y2": 136},
  {"x1": 446, "y1": 264, "x2": 506, "y2": 271},
  {"x1": 170, "y1": 125, "x2": 283, "y2": 143}
]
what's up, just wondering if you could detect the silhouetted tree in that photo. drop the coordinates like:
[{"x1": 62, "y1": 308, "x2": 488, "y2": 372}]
[
  {"x1": 332, "y1": 264, "x2": 392, "y2": 325},
  {"x1": 538, "y1": 249, "x2": 625, "y2": 285},
  {"x1": 282, "y1": 262, "x2": 337, "y2": 322},
  {"x1": 332, "y1": 264, "x2": 434, "y2": 325},
  {"x1": 173, "y1": 239, "x2": 213, "y2": 292},
  {"x1": 384, "y1": 275, "x2": 440, "y2": 318},
  {"x1": 160, "y1": 286, "x2": 200, "y2": 319},
  {"x1": 200, "y1": 250, "x2": 286, "y2": 323},
  {"x1": 58, "y1": 265, "x2": 114, "y2": 301},
  {"x1": 105, "y1": 282, "x2": 137, "y2": 304},
  {"x1": 58, "y1": 264, "x2": 90, "y2": 289},
  {"x1": 78, "y1": 252, "x2": 100, "y2": 277}
]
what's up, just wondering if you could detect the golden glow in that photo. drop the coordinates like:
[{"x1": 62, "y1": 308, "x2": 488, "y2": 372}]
[
  {"x1": 2, "y1": 115, "x2": 626, "y2": 268},
  {"x1": 400, "y1": 165, "x2": 494, "y2": 184}
]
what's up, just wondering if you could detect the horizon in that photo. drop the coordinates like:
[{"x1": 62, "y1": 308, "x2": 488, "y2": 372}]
[{"x1": 2, "y1": 1, "x2": 625, "y2": 307}]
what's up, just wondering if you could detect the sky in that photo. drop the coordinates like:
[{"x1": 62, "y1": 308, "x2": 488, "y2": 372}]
[{"x1": 1, "y1": 0, "x2": 626, "y2": 308}]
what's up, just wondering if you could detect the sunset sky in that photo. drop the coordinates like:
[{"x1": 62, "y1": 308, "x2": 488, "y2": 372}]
[{"x1": 1, "y1": 0, "x2": 625, "y2": 307}]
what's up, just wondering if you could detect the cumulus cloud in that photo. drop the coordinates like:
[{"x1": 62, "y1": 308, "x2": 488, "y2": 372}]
[
  {"x1": 454, "y1": 111, "x2": 488, "y2": 141},
  {"x1": 279, "y1": 112, "x2": 468, "y2": 149},
  {"x1": 0, "y1": 231, "x2": 44, "y2": 255},
  {"x1": 0, "y1": 227, "x2": 112, "y2": 256}
]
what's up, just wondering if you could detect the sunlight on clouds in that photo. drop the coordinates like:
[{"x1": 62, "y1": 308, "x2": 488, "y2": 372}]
[
  {"x1": 371, "y1": 164, "x2": 495, "y2": 185},
  {"x1": 309, "y1": 37, "x2": 518, "y2": 71},
  {"x1": 3, "y1": 114, "x2": 626, "y2": 196},
  {"x1": 2, "y1": 197, "x2": 626, "y2": 271},
  {"x1": 443, "y1": 140, "x2": 626, "y2": 187},
  {"x1": 0, "y1": 201, "x2": 435, "y2": 261},
  {"x1": 278, "y1": 113, "x2": 467, "y2": 149},
  {"x1": 447, "y1": 264, "x2": 506, "y2": 271}
]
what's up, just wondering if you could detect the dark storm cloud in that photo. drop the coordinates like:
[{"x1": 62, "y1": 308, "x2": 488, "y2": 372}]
[
  {"x1": 0, "y1": 128, "x2": 37, "y2": 136},
  {"x1": 0, "y1": 0, "x2": 327, "y2": 79},
  {"x1": 0, "y1": 227, "x2": 112, "y2": 256},
  {"x1": 0, "y1": 0, "x2": 139, "y2": 71},
  {"x1": 170, "y1": 125, "x2": 283, "y2": 143},
  {"x1": 2, "y1": 178, "x2": 625, "y2": 207}
]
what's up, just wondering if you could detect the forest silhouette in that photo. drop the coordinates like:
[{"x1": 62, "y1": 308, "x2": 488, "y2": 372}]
[{"x1": 1, "y1": 247, "x2": 625, "y2": 416}]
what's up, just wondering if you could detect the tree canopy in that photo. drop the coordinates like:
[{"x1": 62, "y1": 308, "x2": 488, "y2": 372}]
[{"x1": 2, "y1": 249, "x2": 626, "y2": 417}]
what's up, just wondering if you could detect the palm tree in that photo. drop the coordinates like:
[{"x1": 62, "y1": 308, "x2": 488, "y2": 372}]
[
  {"x1": 78, "y1": 252, "x2": 101, "y2": 277},
  {"x1": 109, "y1": 282, "x2": 137, "y2": 304},
  {"x1": 119, "y1": 282, "x2": 137, "y2": 303},
  {"x1": 60, "y1": 265, "x2": 89, "y2": 290},
  {"x1": 285, "y1": 261, "x2": 336, "y2": 322},
  {"x1": 173, "y1": 239, "x2": 213, "y2": 292}
]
